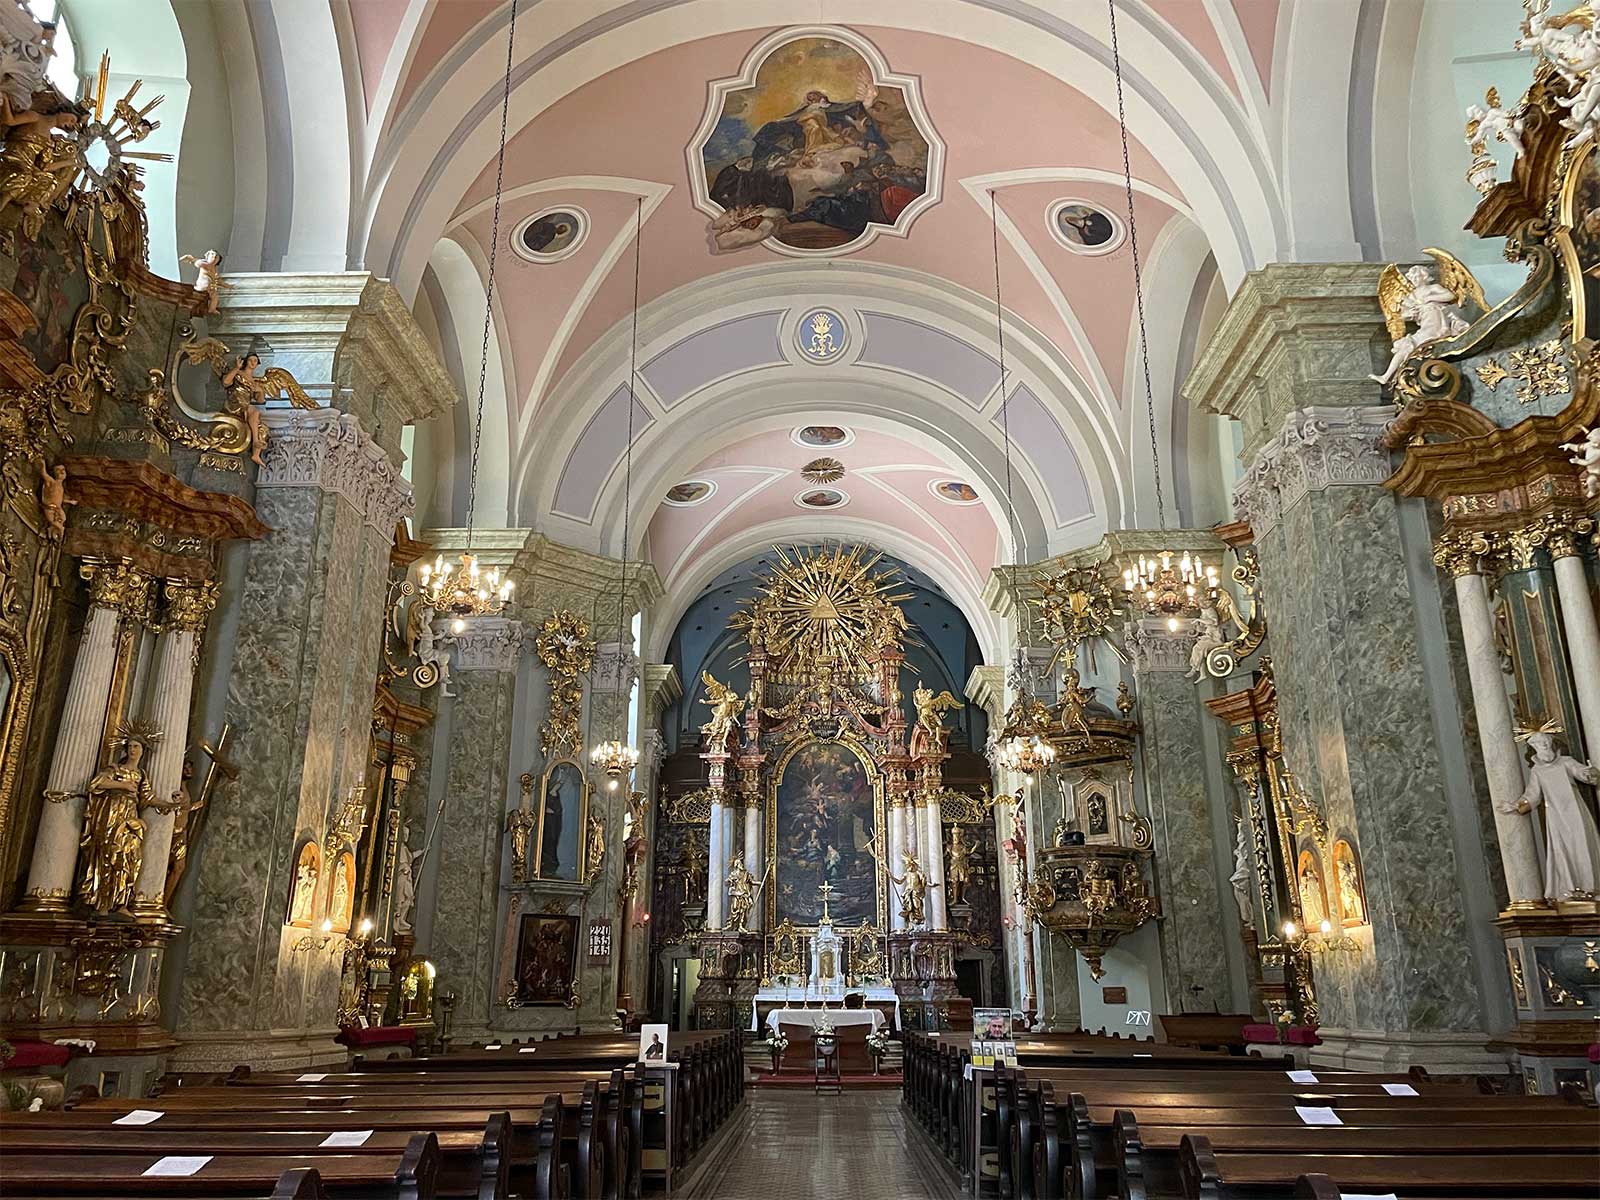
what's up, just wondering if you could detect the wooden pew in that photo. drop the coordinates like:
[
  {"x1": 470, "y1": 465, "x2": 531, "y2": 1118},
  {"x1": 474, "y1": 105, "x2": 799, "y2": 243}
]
[
  {"x1": 2, "y1": 1166, "x2": 332, "y2": 1200},
  {"x1": 0, "y1": 1131, "x2": 440, "y2": 1199}
]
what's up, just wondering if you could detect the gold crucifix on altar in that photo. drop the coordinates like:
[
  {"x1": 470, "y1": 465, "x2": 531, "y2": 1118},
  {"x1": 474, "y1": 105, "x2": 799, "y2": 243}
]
[{"x1": 818, "y1": 880, "x2": 835, "y2": 924}]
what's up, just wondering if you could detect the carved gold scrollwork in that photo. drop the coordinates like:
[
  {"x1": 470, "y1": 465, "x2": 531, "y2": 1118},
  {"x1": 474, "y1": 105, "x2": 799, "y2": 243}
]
[{"x1": 535, "y1": 610, "x2": 595, "y2": 758}]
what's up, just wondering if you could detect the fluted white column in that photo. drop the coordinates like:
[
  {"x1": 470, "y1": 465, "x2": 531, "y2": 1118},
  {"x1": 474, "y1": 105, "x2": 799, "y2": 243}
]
[
  {"x1": 923, "y1": 796, "x2": 948, "y2": 930},
  {"x1": 743, "y1": 797, "x2": 763, "y2": 932},
  {"x1": 886, "y1": 801, "x2": 906, "y2": 932},
  {"x1": 133, "y1": 579, "x2": 216, "y2": 917},
  {"x1": 1439, "y1": 545, "x2": 1543, "y2": 904},
  {"x1": 707, "y1": 798, "x2": 726, "y2": 929},
  {"x1": 24, "y1": 560, "x2": 150, "y2": 911},
  {"x1": 1550, "y1": 535, "x2": 1600, "y2": 762}
]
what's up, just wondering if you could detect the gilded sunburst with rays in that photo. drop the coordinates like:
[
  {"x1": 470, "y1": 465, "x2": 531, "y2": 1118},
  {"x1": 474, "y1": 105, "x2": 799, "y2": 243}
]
[
  {"x1": 61, "y1": 53, "x2": 172, "y2": 248},
  {"x1": 735, "y1": 544, "x2": 916, "y2": 683}
]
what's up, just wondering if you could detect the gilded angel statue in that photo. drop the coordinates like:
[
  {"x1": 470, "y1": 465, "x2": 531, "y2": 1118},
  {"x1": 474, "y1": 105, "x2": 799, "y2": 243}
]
[
  {"x1": 698, "y1": 670, "x2": 745, "y2": 750},
  {"x1": 181, "y1": 339, "x2": 319, "y2": 466},
  {"x1": 913, "y1": 681, "x2": 963, "y2": 741},
  {"x1": 1370, "y1": 249, "x2": 1486, "y2": 386}
]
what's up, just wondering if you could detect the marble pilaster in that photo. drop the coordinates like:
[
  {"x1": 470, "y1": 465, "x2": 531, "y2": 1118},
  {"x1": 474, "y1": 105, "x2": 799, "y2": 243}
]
[
  {"x1": 1550, "y1": 545, "x2": 1600, "y2": 763},
  {"x1": 923, "y1": 794, "x2": 948, "y2": 931},
  {"x1": 173, "y1": 275, "x2": 455, "y2": 1069},
  {"x1": 1129, "y1": 620, "x2": 1234, "y2": 1014}
]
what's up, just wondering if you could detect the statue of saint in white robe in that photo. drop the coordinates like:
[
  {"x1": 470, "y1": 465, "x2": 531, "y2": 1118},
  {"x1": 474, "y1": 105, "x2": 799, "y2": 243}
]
[{"x1": 1510, "y1": 734, "x2": 1600, "y2": 902}]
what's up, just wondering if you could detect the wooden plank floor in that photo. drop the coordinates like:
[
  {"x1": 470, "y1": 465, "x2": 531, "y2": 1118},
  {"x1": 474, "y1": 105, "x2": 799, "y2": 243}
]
[{"x1": 680, "y1": 1089, "x2": 959, "y2": 1198}]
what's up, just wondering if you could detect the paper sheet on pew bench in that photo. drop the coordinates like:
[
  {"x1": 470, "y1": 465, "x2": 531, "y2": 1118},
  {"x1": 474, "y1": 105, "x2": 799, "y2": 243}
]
[
  {"x1": 519, "y1": 1046, "x2": 537, "y2": 1053},
  {"x1": 1381, "y1": 1082, "x2": 1418, "y2": 1096},
  {"x1": 484, "y1": 1044, "x2": 502, "y2": 1050},
  {"x1": 113, "y1": 1109, "x2": 163, "y2": 1125},
  {"x1": 1295, "y1": 1105, "x2": 1342, "y2": 1125},
  {"x1": 297, "y1": 1073, "x2": 328, "y2": 1082},
  {"x1": 321, "y1": 1130, "x2": 373, "y2": 1147},
  {"x1": 1341, "y1": 1194, "x2": 1398, "y2": 1199},
  {"x1": 143, "y1": 1156, "x2": 212, "y2": 1177},
  {"x1": 1286, "y1": 1069, "x2": 1319, "y2": 1083}
]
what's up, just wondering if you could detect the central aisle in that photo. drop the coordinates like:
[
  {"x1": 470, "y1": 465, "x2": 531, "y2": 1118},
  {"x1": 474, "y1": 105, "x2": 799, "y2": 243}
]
[{"x1": 680, "y1": 1087, "x2": 961, "y2": 1199}]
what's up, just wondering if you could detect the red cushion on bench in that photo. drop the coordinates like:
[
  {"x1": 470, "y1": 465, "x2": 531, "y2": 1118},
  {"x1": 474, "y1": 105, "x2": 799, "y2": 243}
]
[
  {"x1": 4, "y1": 1040, "x2": 71, "y2": 1069},
  {"x1": 1285, "y1": 1025, "x2": 1322, "y2": 1046},
  {"x1": 335, "y1": 1025, "x2": 417, "y2": 1049},
  {"x1": 1242, "y1": 1023, "x2": 1321, "y2": 1046},
  {"x1": 1588, "y1": 1043, "x2": 1599, "y2": 1064}
]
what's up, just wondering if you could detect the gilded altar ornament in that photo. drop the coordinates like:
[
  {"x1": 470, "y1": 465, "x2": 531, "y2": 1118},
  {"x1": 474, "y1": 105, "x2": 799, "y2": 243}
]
[
  {"x1": 508, "y1": 777, "x2": 536, "y2": 885},
  {"x1": 167, "y1": 337, "x2": 317, "y2": 462},
  {"x1": 535, "y1": 611, "x2": 595, "y2": 757},
  {"x1": 1505, "y1": 727, "x2": 1600, "y2": 903},
  {"x1": 35, "y1": 460, "x2": 72, "y2": 541},
  {"x1": 724, "y1": 852, "x2": 766, "y2": 932},
  {"x1": 1509, "y1": 338, "x2": 1572, "y2": 404},
  {"x1": 583, "y1": 813, "x2": 606, "y2": 886},
  {"x1": 698, "y1": 670, "x2": 745, "y2": 751},
  {"x1": 1032, "y1": 565, "x2": 1118, "y2": 656},
  {"x1": 912, "y1": 680, "x2": 962, "y2": 748},
  {"x1": 945, "y1": 823, "x2": 973, "y2": 907},
  {"x1": 1560, "y1": 426, "x2": 1600, "y2": 498},
  {"x1": 801, "y1": 456, "x2": 845, "y2": 484},
  {"x1": 1059, "y1": 668, "x2": 1095, "y2": 746},
  {"x1": 76, "y1": 720, "x2": 162, "y2": 915},
  {"x1": 1371, "y1": 250, "x2": 1487, "y2": 387},
  {"x1": 0, "y1": 95, "x2": 78, "y2": 240}
]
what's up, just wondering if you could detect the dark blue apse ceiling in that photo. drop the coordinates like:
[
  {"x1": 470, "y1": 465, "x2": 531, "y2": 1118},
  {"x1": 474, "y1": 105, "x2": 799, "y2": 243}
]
[{"x1": 660, "y1": 546, "x2": 987, "y2": 756}]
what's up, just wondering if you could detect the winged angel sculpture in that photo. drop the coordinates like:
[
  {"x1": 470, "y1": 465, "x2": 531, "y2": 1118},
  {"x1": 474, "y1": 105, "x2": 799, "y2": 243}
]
[
  {"x1": 698, "y1": 671, "x2": 745, "y2": 751},
  {"x1": 181, "y1": 338, "x2": 319, "y2": 465},
  {"x1": 1370, "y1": 249, "x2": 1487, "y2": 387}
]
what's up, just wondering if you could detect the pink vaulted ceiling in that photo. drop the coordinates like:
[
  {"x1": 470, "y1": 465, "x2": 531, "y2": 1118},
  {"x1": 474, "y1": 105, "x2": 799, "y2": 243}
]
[
  {"x1": 645, "y1": 427, "x2": 1001, "y2": 597},
  {"x1": 441, "y1": 26, "x2": 1182, "y2": 421}
]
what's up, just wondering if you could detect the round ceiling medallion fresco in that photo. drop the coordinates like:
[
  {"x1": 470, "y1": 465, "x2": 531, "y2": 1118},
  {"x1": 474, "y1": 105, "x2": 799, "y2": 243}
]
[
  {"x1": 1047, "y1": 199, "x2": 1124, "y2": 256},
  {"x1": 791, "y1": 424, "x2": 854, "y2": 448},
  {"x1": 930, "y1": 479, "x2": 980, "y2": 505},
  {"x1": 795, "y1": 486, "x2": 849, "y2": 509},
  {"x1": 663, "y1": 479, "x2": 717, "y2": 506},
  {"x1": 513, "y1": 207, "x2": 588, "y2": 263},
  {"x1": 795, "y1": 308, "x2": 849, "y2": 363}
]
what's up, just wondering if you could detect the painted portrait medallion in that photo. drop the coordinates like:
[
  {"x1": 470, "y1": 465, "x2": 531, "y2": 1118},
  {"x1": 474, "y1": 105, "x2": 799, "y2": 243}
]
[
  {"x1": 1049, "y1": 200, "x2": 1124, "y2": 256},
  {"x1": 795, "y1": 487, "x2": 847, "y2": 508},
  {"x1": 931, "y1": 479, "x2": 980, "y2": 504},
  {"x1": 774, "y1": 741, "x2": 878, "y2": 926},
  {"x1": 793, "y1": 425, "x2": 852, "y2": 448},
  {"x1": 693, "y1": 29, "x2": 941, "y2": 255},
  {"x1": 664, "y1": 480, "x2": 715, "y2": 506},
  {"x1": 516, "y1": 208, "x2": 587, "y2": 262}
]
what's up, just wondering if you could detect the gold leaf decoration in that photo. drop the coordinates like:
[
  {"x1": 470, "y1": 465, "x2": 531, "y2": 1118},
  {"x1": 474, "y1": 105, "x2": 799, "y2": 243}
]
[{"x1": 801, "y1": 457, "x2": 845, "y2": 484}]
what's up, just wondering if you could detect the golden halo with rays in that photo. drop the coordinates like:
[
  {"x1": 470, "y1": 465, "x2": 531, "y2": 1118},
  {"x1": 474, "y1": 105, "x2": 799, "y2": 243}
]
[
  {"x1": 801, "y1": 456, "x2": 845, "y2": 484},
  {"x1": 733, "y1": 543, "x2": 916, "y2": 684}
]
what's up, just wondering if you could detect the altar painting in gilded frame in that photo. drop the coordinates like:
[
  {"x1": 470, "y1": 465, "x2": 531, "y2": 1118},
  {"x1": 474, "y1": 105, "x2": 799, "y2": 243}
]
[{"x1": 767, "y1": 737, "x2": 884, "y2": 929}]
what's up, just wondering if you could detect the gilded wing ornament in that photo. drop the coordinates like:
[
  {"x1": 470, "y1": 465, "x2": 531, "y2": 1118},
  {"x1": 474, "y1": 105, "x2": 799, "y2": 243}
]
[
  {"x1": 1424, "y1": 246, "x2": 1488, "y2": 314},
  {"x1": 180, "y1": 336, "x2": 233, "y2": 375},
  {"x1": 256, "y1": 365, "x2": 319, "y2": 410},
  {"x1": 1375, "y1": 263, "x2": 1413, "y2": 341}
]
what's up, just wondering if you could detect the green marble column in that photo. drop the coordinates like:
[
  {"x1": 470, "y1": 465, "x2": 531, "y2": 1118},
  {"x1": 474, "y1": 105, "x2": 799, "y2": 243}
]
[
  {"x1": 173, "y1": 275, "x2": 457, "y2": 1069},
  {"x1": 1185, "y1": 264, "x2": 1510, "y2": 1071}
]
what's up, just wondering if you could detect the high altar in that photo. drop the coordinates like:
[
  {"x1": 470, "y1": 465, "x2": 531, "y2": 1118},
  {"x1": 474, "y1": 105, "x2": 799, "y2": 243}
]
[{"x1": 679, "y1": 545, "x2": 975, "y2": 1030}]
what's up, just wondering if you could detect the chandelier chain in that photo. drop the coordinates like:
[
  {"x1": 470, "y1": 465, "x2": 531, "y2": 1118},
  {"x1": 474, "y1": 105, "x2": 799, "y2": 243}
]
[
  {"x1": 1107, "y1": 0, "x2": 1167, "y2": 531},
  {"x1": 618, "y1": 196, "x2": 643, "y2": 690},
  {"x1": 465, "y1": 0, "x2": 519, "y2": 549}
]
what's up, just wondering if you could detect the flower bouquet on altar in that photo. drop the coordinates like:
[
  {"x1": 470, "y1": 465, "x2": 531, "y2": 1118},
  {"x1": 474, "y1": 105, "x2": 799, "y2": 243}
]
[
  {"x1": 866, "y1": 1028, "x2": 891, "y2": 1074},
  {"x1": 763, "y1": 1032, "x2": 789, "y2": 1071}
]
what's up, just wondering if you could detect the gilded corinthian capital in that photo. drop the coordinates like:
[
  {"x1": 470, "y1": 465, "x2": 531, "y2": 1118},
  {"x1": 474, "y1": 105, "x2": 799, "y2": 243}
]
[
  {"x1": 1431, "y1": 531, "x2": 1495, "y2": 578},
  {"x1": 163, "y1": 578, "x2": 221, "y2": 634},
  {"x1": 82, "y1": 557, "x2": 154, "y2": 618}
]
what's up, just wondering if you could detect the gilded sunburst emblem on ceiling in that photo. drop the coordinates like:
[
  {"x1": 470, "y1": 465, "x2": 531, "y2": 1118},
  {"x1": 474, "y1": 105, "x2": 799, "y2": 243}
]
[
  {"x1": 734, "y1": 544, "x2": 915, "y2": 684},
  {"x1": 801, "y1": 456, "x2": 845, "y2": 483}
]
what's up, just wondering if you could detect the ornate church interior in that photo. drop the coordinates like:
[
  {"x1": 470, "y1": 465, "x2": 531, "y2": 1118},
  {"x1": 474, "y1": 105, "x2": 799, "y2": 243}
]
[{"x1": 0, "y1": 0, "x2": 1599, "y2": 1195}]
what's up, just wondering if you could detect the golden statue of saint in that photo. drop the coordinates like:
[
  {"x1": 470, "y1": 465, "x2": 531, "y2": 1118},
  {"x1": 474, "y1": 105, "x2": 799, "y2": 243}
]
[
  {"x1": 945, "y1": 824, "x2": 973, "y2": 907},
  {"x1": 888, "y1": 850, "x2": 929, "y2": 928},
  {"x1": 506, "y1": 798, "x2": 536, "y2": 884},
  {"x1": 77, "y1": 736, "x2": 155, "y2": 914},
  {"x1": 913, "y1": 681, "x2": 963, "y2": 747},
  {"x1": 725, "y1": 852, "x2": 760, "y2": 931}
]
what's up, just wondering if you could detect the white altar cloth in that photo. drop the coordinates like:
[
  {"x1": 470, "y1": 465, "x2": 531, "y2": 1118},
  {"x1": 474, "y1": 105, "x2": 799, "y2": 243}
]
[
  {"x1": 764, "y1": 1008, "x2": 886, "y2": 1036},
  {"x1": 751, "y1": 984, "x2": 901, "y2": 1032}
]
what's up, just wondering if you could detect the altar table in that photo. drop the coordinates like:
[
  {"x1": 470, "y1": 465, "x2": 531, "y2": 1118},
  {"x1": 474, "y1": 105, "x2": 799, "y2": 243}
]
[
  {"x1": 764, "y1": 1008, "x2": 887, "y2": 1036},
  {"x1": 751, "y1": 984, "x2": 901, "y2": 1032}
]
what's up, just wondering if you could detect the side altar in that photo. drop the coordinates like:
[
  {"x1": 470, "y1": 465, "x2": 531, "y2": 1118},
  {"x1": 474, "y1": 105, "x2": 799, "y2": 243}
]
[{"x1": 682, "y1": 545, "x2": 971, "y2": 1031}]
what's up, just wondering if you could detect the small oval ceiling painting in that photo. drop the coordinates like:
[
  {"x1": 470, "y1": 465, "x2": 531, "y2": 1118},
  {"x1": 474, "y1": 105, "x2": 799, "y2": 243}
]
[
  {"x1": 795, "y1": 486, "x2": 848, "y2": 509},
  {"x1": 664, "y1": 479, "x2": 715, "y2": 506},
  {"x1": 1049, "y1": 200, "x2": 1124, "y2": 256},
  {"x1": 931, "y1": 479, "x2": 980, "y2": 505},
  {"x1": 517, "y1": 208, "x2": 586, "y2": 262},
  {"x1": 693, "y1": 27, "x2": 942, "y2": 257},
  {"x1": 793, "y1": 425, "x2": 852, "y2": 448}
]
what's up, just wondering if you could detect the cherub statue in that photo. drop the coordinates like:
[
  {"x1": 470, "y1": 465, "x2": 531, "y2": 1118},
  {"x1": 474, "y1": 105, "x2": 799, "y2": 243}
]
[
  {"x1": 1371, "y1": 251, "x2": 1486, "y2": 386},
  {"x1": 1187, "y1": 605, "x2": 1228, "y2": 681},
  {"x1": 1465, "y1": 87, "x2": 1526, "y2": 159},
  {"x1": 698, "y1": 671, "x2": 745, "y2": 751},
  {"x1": 1562, "y1": 427, "x2": 1600, "y2": 499},
  {"x1": 913, "y1": 680, "x2": 963, "y2": 744},
  {"x1": 36, "y1": 460, "x2": 73, "y2": 541},
  {"x1": 887, "y1": 850, "x2": 931, "y2": 928},
  {"x1": 1503, "y1": 729, "x2": 1600, "y2": 902},
  {"x1": 178, "y1": 250, "x2": 228, "y2": 314},
  {"x1": 415, "y1": 612, "x2": 454, "y2": 698},
  {"x1": 1060, "y1": 667, "x2": 1095, "y2": 743}
]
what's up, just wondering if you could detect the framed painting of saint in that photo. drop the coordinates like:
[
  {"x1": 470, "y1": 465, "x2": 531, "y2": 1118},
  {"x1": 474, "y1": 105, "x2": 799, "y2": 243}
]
[
  {"x1": 536, "y1": 759, "x2": 588, "y2": 881},
  {"x1": 768, "y1": 738, "x2": 883, "y2": 929},
  {"x1": 514, "y1": 913, "x2": 579, "y2": 1005}
]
